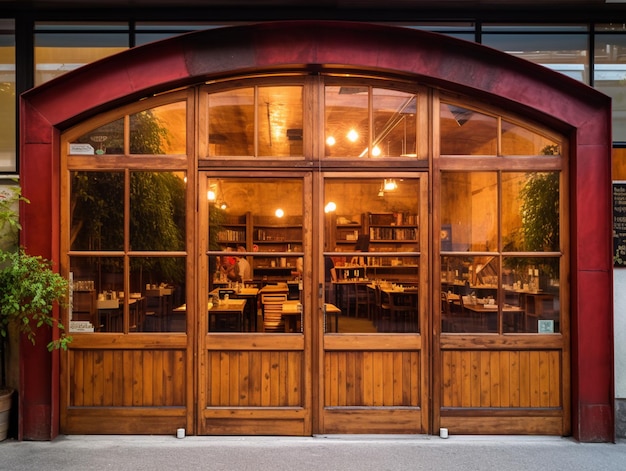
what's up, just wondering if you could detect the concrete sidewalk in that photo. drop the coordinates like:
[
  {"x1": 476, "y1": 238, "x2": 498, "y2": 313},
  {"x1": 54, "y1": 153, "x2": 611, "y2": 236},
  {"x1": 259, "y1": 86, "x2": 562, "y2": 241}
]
[{"x1": 1, "y1": 435, "x2": 624, "y2": 471}]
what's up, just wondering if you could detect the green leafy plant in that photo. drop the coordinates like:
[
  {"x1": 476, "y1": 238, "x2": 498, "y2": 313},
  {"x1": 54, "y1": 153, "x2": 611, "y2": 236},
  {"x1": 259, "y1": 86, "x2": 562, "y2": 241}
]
[{"x1": 0, "y1": 182, "x2": 71, "y2": 360}]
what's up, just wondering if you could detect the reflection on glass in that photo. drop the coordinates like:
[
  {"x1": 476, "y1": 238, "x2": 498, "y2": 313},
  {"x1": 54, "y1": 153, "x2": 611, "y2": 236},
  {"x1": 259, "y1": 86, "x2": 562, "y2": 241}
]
[
  {"x1": 441, "y1": 172, "x2": 497, "y2": 252},
  {"x1": 440, "y1": 104, "x2": 497, "y2": 155},
  {"x1": 258, "y1": 86, "x2": 303, "y2": 157},
  {"x1": 594, "y1": 34, "x2": 626, "y2": 141},
  {"x1": 441, "y1": 255, "x2": 499, "y2": 334},
  {"x1": 325, "y1": 83, "x2": 423, "y2": 159},
  {"x1": 208, "y1": 87, "x2": 254, "y2": 156},
  {"x1": 71, "y1": 118, "x2": 124, "y2": 155},
  {"x1": 35, "y1": 32, "x2": 127, "y2": 86},
  {"x1": 131, "y1": 257, "x2": 186, "y2": 333},
  {"x1": 130, "y1": 102, "x2": 187, "y2": 155},
  {"x1": 325, "y1": 85, "x2": 369, "y2": 157},
  {"x1": 373, "y1": 88, "x2": 417, "y2": 157},
  {"x1": 501, "y1": 121, "x2": 559, "y2": 156},
  {"x1": 503, "y1": 257, "x2": 560, "y2": 333},
  {"x1": 324, "y1": 178, "x2": 419, "y2": 333},
  {"x1": 502, "y1": 172, "x2": 559, "y2": 252},
  {"x1": 207, "y1": 86, "x2": 304, "y2": 158},
  {"x1": 70, "y1": 171, "x2": 124, "y2": 251},
  {"x1": 482, "y1": 30, "x2": 589, "y2": 83},
  {"x1": 207, "y1": 178, "x2": 304, "y2": 333},
  {"x1": 0, "y1": 28, "x2": 16, "y2": 172},
  {"x1": 130, "y1": 172, "x2": 186, "y2": 251},
  {"x1": 69, "y1": 256, "x2": 124, "y2": 333}
]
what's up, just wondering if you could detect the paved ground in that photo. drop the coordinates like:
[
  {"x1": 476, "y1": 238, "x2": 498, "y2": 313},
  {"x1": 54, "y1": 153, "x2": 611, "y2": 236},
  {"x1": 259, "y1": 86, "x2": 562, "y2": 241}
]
[{"x1": 1, "y1": 434, "x2": 625, "y2": 471}]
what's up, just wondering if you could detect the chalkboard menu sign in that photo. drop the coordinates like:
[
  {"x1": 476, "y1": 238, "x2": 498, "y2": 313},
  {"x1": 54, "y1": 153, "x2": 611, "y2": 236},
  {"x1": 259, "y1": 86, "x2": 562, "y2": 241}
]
[{"x1": 614, "y1": 182, "x2": 626, "y2": 267}]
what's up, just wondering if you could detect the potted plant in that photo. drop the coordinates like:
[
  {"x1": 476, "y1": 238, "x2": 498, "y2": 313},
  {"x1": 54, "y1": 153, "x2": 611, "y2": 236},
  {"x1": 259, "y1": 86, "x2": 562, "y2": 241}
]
[{"x1": 0, "y1": 182, "x2": 70, "y2": 441}]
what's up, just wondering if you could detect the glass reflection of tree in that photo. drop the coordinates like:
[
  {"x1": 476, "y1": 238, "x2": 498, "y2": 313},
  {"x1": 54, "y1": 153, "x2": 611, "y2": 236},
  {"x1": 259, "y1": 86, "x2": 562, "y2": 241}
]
[
  {"x1": 505, "y1": 145, "x2": 560, "y2": 281},
  {"x1": 70, "y1": 111, "x2": 185, "y2": 287}
]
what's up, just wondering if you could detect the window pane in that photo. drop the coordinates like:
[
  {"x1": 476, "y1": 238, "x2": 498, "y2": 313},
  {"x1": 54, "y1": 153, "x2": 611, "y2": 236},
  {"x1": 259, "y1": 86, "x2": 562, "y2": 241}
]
[
  {"x1": 324, "y1": 178, "x2": 420, "y2": 333},
  {"x1": 594, "y1": 34, "x2": 626, "y2": 141},
  {"x1": 325, "y1": 85, "x2": 369, "y2": 157},
  {"x1": 441, "y1": 255, "x2": 499, "y2": 333},
  {"x1": 0, "y1": 21, "x2": 15, "y2": 172},
  {"x1": 502, "y1": 172, "x2": 560, "y2": 252},
  {"x1": 503, "y1": 256, "x2": 560, "y2": 333},
  {"x1": 208, "y1": 178, "x2": 304, "y2": 333},
  {"x1": 130, "y1": 102, "x2": 187, "y2": 155},
  {"x1": 70, "y1": 171, "x2": 124, "y2": 251},
  {"x1": 130, "y1": 172, "x2": 186, "y2": 251},
  {"x1": 69, "y1": 256, "x2": 124, "y2": 333},
  {"x1": 35, "y1": 25, "x2": 128, "y2": 85},
  {"x1": 208, "y1": 88, "x2": 254, "y2": 156},
  {"x1": 441, "y1": 172, "x2": 497, "y2": 252},
  {"x1": 440, "y1": 104, "x2": 497, "y2": 155},
  {"x1": 70, "y1": 118, "x2": 124, "y2": 155},
  {"x1": 131, "y1": 257, "x2": 186, "y2": 333},
  {"x1": 501, "y1": 120, "x2": 560, "y2": 156},
  {"x1": 373, "y1": 88, "x2": 417, "y2": 157},
  {"x1": 257, "y1": 86, "x2": 303, "y2": 157},
  {"x1": 482, "y1": 30, "x2": 588, "y2": 83}
]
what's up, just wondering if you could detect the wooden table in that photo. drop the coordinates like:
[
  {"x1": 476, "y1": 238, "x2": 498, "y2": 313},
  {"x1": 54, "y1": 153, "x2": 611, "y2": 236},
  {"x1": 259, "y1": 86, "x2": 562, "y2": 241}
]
[
  {"x1": 208, "y1": 299, "x2": 247, "y2": 332},
  {"x1": 324, "y1": 303, "x2": 341, "y2": 333},
  {"x1": 282, "y1": 300, "x2": 302, "y2": 332},
  {"x1": 461, "y1": 302, "x2": 525, "y2": 332}
]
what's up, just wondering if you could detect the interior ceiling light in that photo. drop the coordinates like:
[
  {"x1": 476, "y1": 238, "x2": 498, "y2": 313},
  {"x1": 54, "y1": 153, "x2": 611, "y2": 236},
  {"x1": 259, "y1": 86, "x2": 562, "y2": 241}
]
[
  {"x1": 384, "y1": 179, "x2": 398, "y2": 191},
  {"x1": 326, "y1": 136, "x2": 336, "y2": 146},
  {"x1": 347, "y1": 129, "x2": 359, "y2": 142},
  {"x1": 275, "y1": 208, "x2": 284, "y2": 218},
  {"x1": 324, "y1": 201, "x2": 337, "y2": 213}
]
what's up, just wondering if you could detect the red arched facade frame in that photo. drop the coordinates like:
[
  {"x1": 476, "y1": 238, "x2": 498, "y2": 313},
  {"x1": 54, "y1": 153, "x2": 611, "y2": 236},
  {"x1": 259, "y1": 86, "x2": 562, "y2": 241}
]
[{"x1": 19, "y1": 21, "x2": 614, "y2": 441}]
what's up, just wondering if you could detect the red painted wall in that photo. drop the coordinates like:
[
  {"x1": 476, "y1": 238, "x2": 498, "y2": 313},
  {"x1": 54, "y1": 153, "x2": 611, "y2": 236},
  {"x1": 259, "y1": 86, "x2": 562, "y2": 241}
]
[{"x1": 20, "y1": 21, "x2": 614, "y2": 441}]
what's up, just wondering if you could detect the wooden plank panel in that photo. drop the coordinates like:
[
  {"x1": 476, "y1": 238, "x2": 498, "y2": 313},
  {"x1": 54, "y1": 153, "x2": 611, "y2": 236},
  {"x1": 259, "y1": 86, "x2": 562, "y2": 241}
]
[
  {"x1": 480, "y1": 351, "x2": 490, "y2": 407},
  {"x1": 529, "y1": 351, "x2": 540, "y2": 407},
  {"x1": 142, "y1": 350, "x2": 154, "y2": 406},
  {"x1": 549, "y1": 351, "x2": 561, "y2": 407},
  {"x1": 499, "y1": 351, "x2": 510, "y2": 407},
  {"x1": 372, "y1": 352, "x2": 384, "y2": 406},
  {"x1": 510, "y1": 351, "x2": 520, "y2": 407},
  {"x1": 121, "y1": 350, "x2": 133, "y2": 406},
  {"x1": 112, "y1": 350, "x2": 124, "y2": 406},
  {"x1": 287, "y1": 351, "x2": 301, "y2": 407},
  {"x1": 72, "y1": 351, "x2": 84, "y2": 406},
  {"x1": 132, "y1": 350, "x2": 143, "y2": 406},
  {"x1": 249, "y1": 350, "x2": 261, "y2": 406},
  {"x1": 238, "y1": 351, "x2": 249, "y2": 406},
  {"x1": 102, "y1": 350, "x2": 113, "y2": 407},
  {"x1": 260, "y1": 351, "x2": 271, "y2": 406},
  {"x1": 153, "y1": 350, "x2": 164, "y2": 407},
  {"x1": 270, "y1": 351, "x2": 280, "y2": 406},
  {"x1": 393, "y1": 352, "x2": 403, "y2": 406},
  {"x1": 490, "y1": 351, "x2": 500, "y2": 408},
  {"x1": 383, "y1": 351, "x2": 394, "y2": 406},
  {"x1": 228, "y1": 351, "x2": 238, "y2": 406},
  {"x1": 362, "y1": 352, "x2": 373, "y2": 405},
  {"x1": 440, "y1": 349, "x2": 562, "y2": 411},
  {"x1": 337, "y1": 352, "x2": 347, "y2": 406},
  {"x1": 346, "y1": 350, "x2": 356, "y2": 406}
]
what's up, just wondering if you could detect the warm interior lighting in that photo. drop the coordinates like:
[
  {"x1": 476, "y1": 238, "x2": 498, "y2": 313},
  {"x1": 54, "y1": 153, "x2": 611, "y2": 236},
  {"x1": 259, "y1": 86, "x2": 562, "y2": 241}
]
[
  {"x1": 207, "y1": 190, "x2": 216, "y2": 201},
  {"x1": 326, "y1": 136, "x2": 336, "y2": 146},
  {"x1": 324, "y1": 201, "x2": 337, "y2": 213},
  {"x1": 347, "y1": 129, "x2": 359, "y2": 142},
  {"x1": 275, "y1": 208, "x2": 284, "y2": 218},
  {"x1": 384, "y1": 179, "x2": 398, "y2": 191},
  {"x1": 372, "y1": 145, "x2": 381, "y2": 157},
  {"x1": 220, "y1": 202, "x2": 228, "y2": 210}
]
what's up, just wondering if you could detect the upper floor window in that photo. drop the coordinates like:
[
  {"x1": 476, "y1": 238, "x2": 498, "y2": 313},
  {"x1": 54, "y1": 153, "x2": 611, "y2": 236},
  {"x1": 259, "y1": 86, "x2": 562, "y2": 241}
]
[
  {"x1": 325, "y1": 82, "x2": 421, "y2": 159},
  {"x1": 205, "y1": 84, "x2": 303, "y2": 158}
]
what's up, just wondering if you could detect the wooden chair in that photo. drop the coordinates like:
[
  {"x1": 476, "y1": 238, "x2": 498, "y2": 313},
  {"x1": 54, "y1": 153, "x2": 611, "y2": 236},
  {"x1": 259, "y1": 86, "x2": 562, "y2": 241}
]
[{"x1": 261, "y1": 293, "x2": 287, "y2": 332}]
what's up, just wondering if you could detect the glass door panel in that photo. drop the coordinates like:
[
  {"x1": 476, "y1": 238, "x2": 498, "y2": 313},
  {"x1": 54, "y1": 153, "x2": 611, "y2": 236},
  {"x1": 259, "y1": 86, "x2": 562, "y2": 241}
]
[
  {"x1": 323, "y1": 177, "x2": 420, "y2": 333},
  {"x1": 207, "y1": 177, "x2": 304, "y2": 333}
]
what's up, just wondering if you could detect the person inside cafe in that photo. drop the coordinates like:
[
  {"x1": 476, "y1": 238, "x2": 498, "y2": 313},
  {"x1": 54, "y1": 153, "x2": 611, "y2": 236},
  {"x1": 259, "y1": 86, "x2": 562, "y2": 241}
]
[{"x1": 234, "y1": 245, "x2": 252, "y2": 282}]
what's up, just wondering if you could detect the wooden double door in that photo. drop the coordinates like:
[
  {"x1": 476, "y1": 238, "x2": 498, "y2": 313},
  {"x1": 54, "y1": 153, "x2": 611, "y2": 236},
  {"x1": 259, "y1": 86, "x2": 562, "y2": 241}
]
[{"x1": 196, "y1": 172, "x2": 429, "y2": 435}]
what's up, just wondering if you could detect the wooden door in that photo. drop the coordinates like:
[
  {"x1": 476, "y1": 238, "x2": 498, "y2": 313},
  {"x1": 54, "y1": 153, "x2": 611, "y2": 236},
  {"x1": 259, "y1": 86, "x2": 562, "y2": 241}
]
[
  {"x1": 318, "y1": 174, "x2": 429, "y2": 434},
  {"x1": 197, "y1": 173, "x2": 313, "y2": 435}
]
